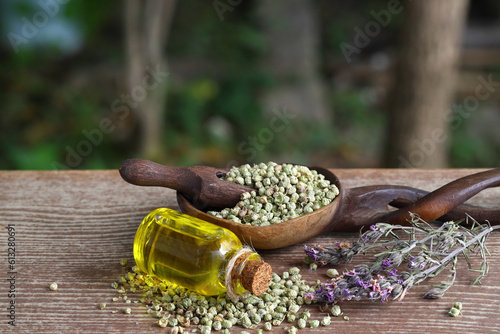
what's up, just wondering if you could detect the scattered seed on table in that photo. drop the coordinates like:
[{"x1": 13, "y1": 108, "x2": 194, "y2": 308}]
[{"x1": 326, "y1": 269, "x2": 339, "y2": 278}]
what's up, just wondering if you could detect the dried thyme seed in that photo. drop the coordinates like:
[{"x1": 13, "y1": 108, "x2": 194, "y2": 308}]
[
  {"x1": 449, "y1": 307, "x2": 461, "y2": 317},
  {"x1": 449, "y1": 302, "x2": 463, "y2": 317},
  {"x1": 212, "y1": 320, "x2": 222, "y2": 330},
  {"x1": 158, "y1": 318, "x2": 168, "y2": 328},
  {"x1": 271, "y1": 319, "x2": 282, "y2": 326},
  {"x1": 331, "y1": 305, "x2": 342, "y2": 317},
  {"x1": 289, "y1": 304, "x2": 300, "y2": 314},
  {"x1": 297, "y1": 309, "x2": 310, "y2": 320},
  {"x1": 309, "y1": 319, "x2": 320, "y2": 328},
  {"x1": 221, "y1": 319, "x2": 232, "y2": 329},
  {"x1": 326, "y1": 268, "x2": 339, "y2": 278},
  {"x1": 321, "y1": 315, "x2": 331, "y2": 326},
  {"x1": 241, "y1": 315, "x2": 252, "y2": 328},
  {"x1": 263, "y1": 322, "x2": 272, "y2": 331},
  {"x1": 199, "y1": 326, "x2": 210, "y2": 334},
  {"x1": 208, "y1": 162, "x2": 339, "y2": 225},
  {"x1": 250, "y1": 313, "x2": 261, "y2": 324}
]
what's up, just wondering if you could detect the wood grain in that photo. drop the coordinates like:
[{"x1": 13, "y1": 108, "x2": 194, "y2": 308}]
[{"x1": 1, "y1": 169, "x2": 499, "y2": 333}]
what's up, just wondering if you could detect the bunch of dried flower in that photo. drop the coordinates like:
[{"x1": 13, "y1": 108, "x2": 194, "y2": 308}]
[{"x1": 303, "y1": 213, "x2": 498, "y2": 304}]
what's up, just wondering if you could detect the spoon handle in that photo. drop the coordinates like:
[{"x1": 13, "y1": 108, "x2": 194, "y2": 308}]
[
  {"x1": 329, "y1": 169, "x2": 500, "y2": 233},
  {"x1": 119, "y1": 158, "x2": 193, "y2": 194},
  {"x1": 381, "y1": 168, "x2": 500, "y2": 225},
  {"x1": 391, "y1": 197, "x2": 500, "y2": 223}
]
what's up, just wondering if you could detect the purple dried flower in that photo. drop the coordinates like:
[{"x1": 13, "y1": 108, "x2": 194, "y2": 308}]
[
  {"x1": 345, "y1": 269, "x2": 357, "y2": 277},
  {"x1": 407, "y1": 255, "x2": 427, "y2": 271},
  {"x1": 380, "y1": 290, "x2": 390, "y2": 302},
  {"x1": 304, "y1": 217, "x2": 499, "y2": 306},
  {"x1": 388, "y1": 268, "x2": 399, "y2": 277},
  {"x1": 302, "y1": 241, "x2": 361, "y2": 266},
  {"x1": 305, "y1": 267, "x2": 408, "y2": 304},
  {"x1": 423, "y1": 288, "x2": 445, "y2": 299},
  {"x1": 303, "y1": 292, "x2": 315, "y2": 300},
  {"x1": 303, "y1": 244, "x2": 319, "y2": 261}
]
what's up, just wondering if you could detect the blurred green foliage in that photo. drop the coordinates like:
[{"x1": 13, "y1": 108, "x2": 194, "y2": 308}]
[
  {"x1": 0, "y1": 0, "x2": 390, "y2": 170},
  {"x1": 1, "y1": 0, "x2": 498, "y2": 170}
]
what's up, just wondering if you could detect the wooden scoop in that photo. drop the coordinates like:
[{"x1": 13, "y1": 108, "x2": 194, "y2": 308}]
[
  {"x1": 119, "y1": 158, "x2": 254, "y2": 208},
  {"x1": 177, "y1": 167, "x2": 500, "y2": 249}
]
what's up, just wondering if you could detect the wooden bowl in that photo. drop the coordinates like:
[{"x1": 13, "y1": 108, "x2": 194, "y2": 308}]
[{"x1": 177, "y1": 167, "x2": 343, "y2": 249}]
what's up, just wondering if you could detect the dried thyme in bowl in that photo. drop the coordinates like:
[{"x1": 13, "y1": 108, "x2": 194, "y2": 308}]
[{"x1": 207, "y1": 162, "x2": 339, "y2": 226}]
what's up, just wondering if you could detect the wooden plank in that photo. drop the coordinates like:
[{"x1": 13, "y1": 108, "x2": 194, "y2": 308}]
[{"x1": 0, "y1": 169, "x2": 499, "y2": 333}]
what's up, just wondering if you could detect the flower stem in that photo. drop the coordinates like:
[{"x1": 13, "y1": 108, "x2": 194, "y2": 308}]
[{"x1": 414, "y1": 224, "x2": 498, "y2": 281}]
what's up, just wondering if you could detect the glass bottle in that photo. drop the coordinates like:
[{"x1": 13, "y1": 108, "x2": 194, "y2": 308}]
[{"x1": 133, "y1": 208, "x2": 272, "y2": 297}]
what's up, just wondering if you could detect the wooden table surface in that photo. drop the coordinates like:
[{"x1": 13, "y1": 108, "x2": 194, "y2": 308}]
[{"x1": 1, "y1": 169, "x2": 500, "y2": 334}]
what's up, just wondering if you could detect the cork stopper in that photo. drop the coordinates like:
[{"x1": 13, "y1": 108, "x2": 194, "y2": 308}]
[{"x1": 239, "y1": 260, "x2": 272, "y2": 296}]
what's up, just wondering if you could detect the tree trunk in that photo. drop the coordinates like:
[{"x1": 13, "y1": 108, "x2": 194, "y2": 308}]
[
  {"x1": 124, "y1": 0, "x2": 176, "y2": 162},
  {"x1": 384, "y1": 0, "x2": 469, "y2": 168},
  {"x1": 256, "y1": 0, "x2": 330, "y2": 122}
]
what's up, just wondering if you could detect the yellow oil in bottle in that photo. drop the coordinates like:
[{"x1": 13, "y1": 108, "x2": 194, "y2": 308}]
[{"x1": 133, "y1": 208, "x2": 270, "y2": 296}]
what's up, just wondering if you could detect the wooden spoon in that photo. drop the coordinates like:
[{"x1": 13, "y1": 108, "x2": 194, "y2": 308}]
[
  {"x1": 177, "y1": 167, "x2": 500, "y2": 249},
  {"x1": 119, "y1": 158, "x2": 254, "y2": 208}
]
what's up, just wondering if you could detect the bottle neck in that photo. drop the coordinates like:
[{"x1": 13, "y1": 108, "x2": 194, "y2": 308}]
[{"x1": 225, "y1": 246, "x2": 258, "y2": 299}]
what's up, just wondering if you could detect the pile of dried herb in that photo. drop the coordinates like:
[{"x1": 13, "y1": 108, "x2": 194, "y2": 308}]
[{"x1": 107, "y1": 266, "x2": 343, "y2": 333}]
